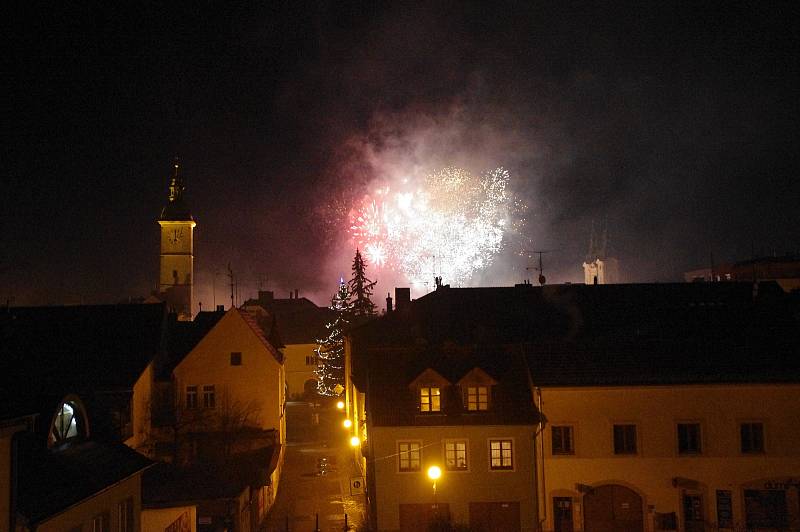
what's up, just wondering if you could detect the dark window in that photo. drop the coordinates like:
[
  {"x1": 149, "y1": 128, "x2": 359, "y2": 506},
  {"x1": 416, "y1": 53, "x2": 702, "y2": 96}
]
[
  {"x1": 91, "y1": 512, "x2": 110, "y2": 532},
  {"x1": 118, "y1": 497, "x2": 134, "y2": 532},
  {"x1": 745, "y1": 489, "x2": 788, "y2": 529},
  {"x1": 230, "y1": 352, "x2": 242, "y2": 366},
  {"x1": 678, "y1": 423, "x2": 702, "y2": 454},
  {"x1": 741, "y1": 422, "x2": 764, "y2": 453},
  {"x1": 613, "y1": 424, "x2": 637, "y2": 454},
  {"x1": 186, "y1": 386, "x2": 198, "y2": 409},
  {"x1": 552, "y1": 426, "x2": 574, "y2": 455},
  {"x1": 305, "y1": 355, "x2": 317, "y2": 366},
  {"x1": 203, "y1": 385, "x2": 216, "y2": 408}
]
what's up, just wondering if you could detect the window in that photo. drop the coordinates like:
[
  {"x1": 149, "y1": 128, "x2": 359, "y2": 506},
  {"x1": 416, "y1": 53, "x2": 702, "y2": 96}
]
[
  {"x1": 467, "y1": 386, "x2": 489, "y2": 411},
  {"x1": 186, "y1": 386, "x2": 198, "y2": 409},
  {"x1": 489, "y1": 439, "x2": 513, "y2": 470},
  {"x1": 398, "y1": 441, "x2": 421, "y2": 472},
  {"x1": 419, "y1": 387, "x2": 441, "y2": 412},
  {"x1": 230, "y1": 352, "x2": 242, "y2": 366},
  {"x1": 203, "y1": 385, "x2": 216, "y2": 408},
  {"x1": 92, "y1": 512, "x2": 110, "y2": 532},
  {"x1": 51, "y1": 401, "x2": 83, "y2": 443},
  {"x1": 551, "y1": 426, "x2": 574, "y2": 455},
  {"x1": 741, "y1": 422, "x2": 764, "y2": 453},
  {"x1": 677, "y1": 423, "x2": 702, "y2": 454},
  {"x1": 613, "y1": 424, "x2": 637, "y2": 454},
  {"x1": 445, "y1": 440, "x2": 468, "y2": 470},
  {"x1": 118, "y1": 497, "x2": 134, "y2": 532},
  {"x1": 305, "y1": 355, "x2": 317, "y2": 366}
]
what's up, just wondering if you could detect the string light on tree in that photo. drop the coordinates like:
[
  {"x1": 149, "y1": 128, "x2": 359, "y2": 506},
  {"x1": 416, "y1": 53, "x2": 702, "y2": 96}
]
[{"x1": 314, "y1": 278, "x2": 351, "y2": 396}]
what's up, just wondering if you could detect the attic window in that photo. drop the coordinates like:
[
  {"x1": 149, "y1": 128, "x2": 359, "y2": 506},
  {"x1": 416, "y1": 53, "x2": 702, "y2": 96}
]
[
  {"x1": 466, "y1": 386, "x2": 490, "y2": 411},
  {"x1": 230, "y1": 352, "x2": 242, "y2": 366},
  {"x1": 49, "y1": 399, "x2": 88, "y2": 447},
  {"x1": 419, "y1": 387, "x2": 441, "y2": 413}
]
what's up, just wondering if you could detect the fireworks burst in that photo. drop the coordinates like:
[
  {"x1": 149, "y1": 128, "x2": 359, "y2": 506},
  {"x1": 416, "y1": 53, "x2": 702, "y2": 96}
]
[{"x1": 348, "y1": 167, "x2": 520, "y2": 286}]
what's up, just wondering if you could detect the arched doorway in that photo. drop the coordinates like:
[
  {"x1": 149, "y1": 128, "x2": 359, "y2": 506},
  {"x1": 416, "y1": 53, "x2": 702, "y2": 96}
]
[{"x1": 584, "y1": 484, "x2": 644, "y2": 532}]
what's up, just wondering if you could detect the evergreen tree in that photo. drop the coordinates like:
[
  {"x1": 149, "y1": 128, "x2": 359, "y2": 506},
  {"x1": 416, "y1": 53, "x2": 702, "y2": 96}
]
[
  {"x1": 314, "y1": 278, "x2": 351, "y2": 396},
  {"x1": 348, "y1": 248, "x2": 377, "y2": 318}
]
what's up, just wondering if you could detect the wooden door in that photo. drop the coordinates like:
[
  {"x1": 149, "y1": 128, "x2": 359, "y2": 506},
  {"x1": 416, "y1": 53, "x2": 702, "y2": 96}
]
[
  {"x1": 399, "y1": 503, "x2": 450, "y2": 532},
  {"x1": 469, "y1": 501, "x2": 521, "y2": 532},
  {"x1": 683, "y1": 494, "x2": 704, "y2": 532},
  {"x1": 584, "y1": 484, "x2": 644, "y2": 532},
  {"x1": 554, "y1": 497, "x2": 574, "y2": 532}
]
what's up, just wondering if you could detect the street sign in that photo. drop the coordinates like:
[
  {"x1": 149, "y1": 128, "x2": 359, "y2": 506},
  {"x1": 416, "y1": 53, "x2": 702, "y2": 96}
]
[
  {"x1": 350, "y1": 477, "x2": 365, "y2": 495},
  {"x1": 333, "y1": 384, "x2": 345, "y2": 395}
]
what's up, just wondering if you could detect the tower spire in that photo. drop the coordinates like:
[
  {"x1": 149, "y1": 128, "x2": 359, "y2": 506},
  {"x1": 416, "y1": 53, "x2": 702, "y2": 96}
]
[
  {"x1": 168, "y1": 157, "x2": 184, "y2": 203},
  {"x1": 159, "y1": 158, "x2": 193, "y2": 222}
]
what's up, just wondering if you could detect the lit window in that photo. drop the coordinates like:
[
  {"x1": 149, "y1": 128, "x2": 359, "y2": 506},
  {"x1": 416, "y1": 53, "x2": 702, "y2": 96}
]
[
  {"x1": 467, "y1": 386, "x2": 489, "y2": 411},
  {"x1": 203, "y1": 385, "x2": 216, "y2": 408},
  {"x1": 445, "y1": 440, "x2": 468, "y2": 470},
  {"x1": 741, "y1": 422, "x2": 764, "y2": 453},
  {"x1": 613, "y1": 424, "x2": 637, "y2": 454},
  {"x1": 230, "y1": 352, "x2": 242, "y2": 366},
  {"x1": 420, "y1": 387, "x2": 441, "y2": 412},
  {"x1": 118, "y1": 497, "x2": 134, "y2": 532},
  {"x1": 677, "y1": 423, "x2": 702, "y2": 454},
  {"x1": 551, "y1": 426, "x2": 574, "y2": 455},
  {"x1": 489, "y1": 439, "x2": 513, "y2": 470},
  {"x1": 50, "y1": 400, "x2": 87, "y2": 446},
  {"x1": 398, "y1": 441, "x2": 421, "y2": 472},
  {"x1": 186, "y1": 386, "x2": 198, "y2": 409}
]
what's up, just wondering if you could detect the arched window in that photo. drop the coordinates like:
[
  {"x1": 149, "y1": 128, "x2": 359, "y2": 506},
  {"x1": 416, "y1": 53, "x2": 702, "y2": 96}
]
[{"x1": 49, "y1": 397, "x2": 88, "y2": 447}]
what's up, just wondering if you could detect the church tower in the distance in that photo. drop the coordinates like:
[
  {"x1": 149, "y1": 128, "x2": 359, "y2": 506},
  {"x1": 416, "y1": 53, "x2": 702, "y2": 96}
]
[{"x1": 158, "y1": 159, "x2": 196, "y2": 320}]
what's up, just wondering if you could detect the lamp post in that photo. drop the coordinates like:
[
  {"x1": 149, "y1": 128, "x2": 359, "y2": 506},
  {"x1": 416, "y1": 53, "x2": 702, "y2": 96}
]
[{"x1": 427, "y1": 465, "x2": 442, "y2": 521}]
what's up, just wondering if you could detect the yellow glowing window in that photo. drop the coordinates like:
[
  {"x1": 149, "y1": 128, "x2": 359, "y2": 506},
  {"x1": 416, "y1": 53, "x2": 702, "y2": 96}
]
[
  {"x1": 398, "y1": 441, "x2": 421, "y2": 471},
  {"x1": 490, "y1": 439, "x2": 513, "y2": 470},
  {"x1": 445, "y1": 440, "x2": 468, "y2": 470},
  {"x1": 420, "y1": 387, "x2": 441, "y2": 412},
  {"x1": 467, "y1": 386, "x2": 489, "y2": 411}
]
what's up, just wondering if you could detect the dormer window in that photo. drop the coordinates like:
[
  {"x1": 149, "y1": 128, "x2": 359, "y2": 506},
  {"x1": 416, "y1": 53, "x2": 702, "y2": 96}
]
[
  {"x1": 458, "y1": 367, "x2": 497, "y2": 413},
  {"x1": 466, "y1": 385, "x2": 489, "y2": 411},
  {"x1": 49, "y1": 396, "x2": 89, "y2": 447},
  {"x1": 420, "y1": 387, "x2": 441, "y2": 412}
]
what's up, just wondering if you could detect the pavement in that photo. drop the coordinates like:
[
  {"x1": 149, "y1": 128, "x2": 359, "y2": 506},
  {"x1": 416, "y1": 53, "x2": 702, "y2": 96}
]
[{"x1": 262, "y1": 400, "x2": 367, "y2": 532}]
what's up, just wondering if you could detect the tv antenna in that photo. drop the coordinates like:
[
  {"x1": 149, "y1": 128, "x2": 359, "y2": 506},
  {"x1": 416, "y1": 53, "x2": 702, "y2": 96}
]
[{"x1": 525, "y1": 249, "x2": 557, "y2": 286}]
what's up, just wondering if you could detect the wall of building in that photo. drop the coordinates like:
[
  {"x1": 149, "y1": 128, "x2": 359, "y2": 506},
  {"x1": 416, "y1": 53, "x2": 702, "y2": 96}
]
[
  {"x1": 283, "y1": 343, "x2": 318, "y2": 398},
  {"x1": 174, "y1": 310, "x2": 285, "y2": 440},
  {"x1": 126, "y1": 362, "x2": 154, "y2": 453},
  {"x1": 141, "y1": 506, "x2": 196, "y2": 532},
  {"x1": 370, "y1": 424, "x2": 538, "y2": 532},
  {"x1": 540, "y1": 384, "x2": 800, "y2": 532},
  {"x1": 34, "y1": 474, "x2": 141, "y2": 532},
  {"x1": 1, "y1": 422, "x2": 29, "y2": 532}
]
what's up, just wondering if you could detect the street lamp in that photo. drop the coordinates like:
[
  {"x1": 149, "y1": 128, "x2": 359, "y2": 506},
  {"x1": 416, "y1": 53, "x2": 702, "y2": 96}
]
[
  {"x1": 350, "y1": 435, "x2": 360, "y2": 447},
  {"x1": 336, "y1": 400, "x2": 345, "y2": 410},
  {"x1": 427, "y1": 465, "x2": 442, "y2": 520},
  {"x1": 343, "y1": 419, "x2": 353, "y2": 429}
]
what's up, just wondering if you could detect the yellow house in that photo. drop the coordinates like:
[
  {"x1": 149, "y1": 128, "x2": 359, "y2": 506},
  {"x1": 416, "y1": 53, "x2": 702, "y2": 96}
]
[
  {"x1": 531, "y1": 377, "x2": 800, "y2": 532},
  {"x1": 172, "y1": 307, "x2": 286, "y2": 446},
  {"x1": 346, "y1": 304, "x2": 542, "y2": 532}
]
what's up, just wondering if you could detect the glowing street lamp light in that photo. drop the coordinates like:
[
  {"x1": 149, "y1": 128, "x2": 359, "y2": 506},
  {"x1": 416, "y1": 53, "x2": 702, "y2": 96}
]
[
  {"x1": 427, "y1": 465, "x2": 442, "y2": 480},
  {"x1": 343, "y1": 419, "x2": 353, "y2": 429},
  {"x1": 336, "y1": 400, "x2": 345, "y2": 410},
  {"x1": 350, "y1": 436, "x2": 361, "y2": 447}
]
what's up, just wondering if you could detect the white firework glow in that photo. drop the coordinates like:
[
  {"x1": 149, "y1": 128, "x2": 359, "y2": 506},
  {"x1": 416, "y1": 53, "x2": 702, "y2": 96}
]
[{"x1": 349, "y1": 167, "x2": 514, "y2": 286}]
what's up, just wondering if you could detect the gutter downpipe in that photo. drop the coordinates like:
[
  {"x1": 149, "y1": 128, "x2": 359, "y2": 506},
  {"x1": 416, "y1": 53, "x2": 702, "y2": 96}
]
[{"x1": 522, "y1": 348, "x2": 547, "y2": 531}]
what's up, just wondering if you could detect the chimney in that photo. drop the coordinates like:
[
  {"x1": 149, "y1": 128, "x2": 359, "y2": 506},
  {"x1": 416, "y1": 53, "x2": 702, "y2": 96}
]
[
  {"x1": 386, "y1": 292, "x2": 393, "y2": 313},
  {"x1": 294, "y1": 289, "x2": 299, "y2": 299},
  {"x1": 216, "y1": 305, "x2": 225, "y2": 312},
  {"x1": 395, "y1": 287, "x2": 411, "y2": 311},
  {"x1": 258, "y1": 290, "x2": 274, "y2": 303}
]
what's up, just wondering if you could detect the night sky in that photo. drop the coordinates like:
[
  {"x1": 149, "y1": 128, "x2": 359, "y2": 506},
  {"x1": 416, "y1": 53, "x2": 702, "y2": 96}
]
[{"x1": 4, "y1": 2, "x2": 799, "y2": 308}]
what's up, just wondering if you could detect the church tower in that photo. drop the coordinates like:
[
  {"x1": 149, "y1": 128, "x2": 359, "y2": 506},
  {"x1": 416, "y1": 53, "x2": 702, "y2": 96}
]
[{"x1": 158, "y1": 160, "x2": 196, "y2": 320}]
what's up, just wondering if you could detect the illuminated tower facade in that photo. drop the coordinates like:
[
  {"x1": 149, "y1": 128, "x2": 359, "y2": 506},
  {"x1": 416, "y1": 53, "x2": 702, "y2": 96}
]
[{"x1": 158, "y1": 160, "x2": 196, "y2": 320}]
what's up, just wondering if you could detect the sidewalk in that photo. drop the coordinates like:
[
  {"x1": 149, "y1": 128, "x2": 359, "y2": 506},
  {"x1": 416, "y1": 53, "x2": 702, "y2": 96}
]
[{"x1": 263, "y1": 401, "x2": 366, "y2": 532}]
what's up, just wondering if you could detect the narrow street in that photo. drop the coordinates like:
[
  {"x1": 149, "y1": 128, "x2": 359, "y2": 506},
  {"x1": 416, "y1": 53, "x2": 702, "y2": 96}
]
[{"x1": 263, "y1": 400, "x2": 367, "y2": 532}]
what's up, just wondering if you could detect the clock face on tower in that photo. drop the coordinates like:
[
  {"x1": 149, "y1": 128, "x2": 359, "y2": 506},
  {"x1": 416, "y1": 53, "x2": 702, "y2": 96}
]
[{"x1": 168, "y1": 228, "x2": 183, "y2": 245}]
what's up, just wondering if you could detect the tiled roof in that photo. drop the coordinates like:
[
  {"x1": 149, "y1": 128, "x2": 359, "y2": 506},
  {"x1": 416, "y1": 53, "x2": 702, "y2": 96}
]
[
  {"x1": 0, "y1": 303, "x2": 168, "y2": 396},
  {"x1": 236, "y1": 308, "x2": 284, "y2": 364},
  {"x1": 351, "y1": 282, "x2": 800, "y2": 392},
  {"x1": 16, "y1": 435, "x2": 152, "y2": 525}
]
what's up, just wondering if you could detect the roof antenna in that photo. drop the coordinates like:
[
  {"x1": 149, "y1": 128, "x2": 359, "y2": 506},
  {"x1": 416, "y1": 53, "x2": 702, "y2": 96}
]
[{"x1": 525, "y1": 249, "x2": 557, "y2": 285}]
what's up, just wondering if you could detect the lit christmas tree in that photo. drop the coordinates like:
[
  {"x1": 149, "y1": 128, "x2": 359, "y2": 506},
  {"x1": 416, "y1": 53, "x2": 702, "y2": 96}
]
[
  {"x1": 348, "y1": 248, "x2": 377, "y2": 319},
  {"x1": 314, "y1": 277, "x2": 351, "y2": 396}
]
